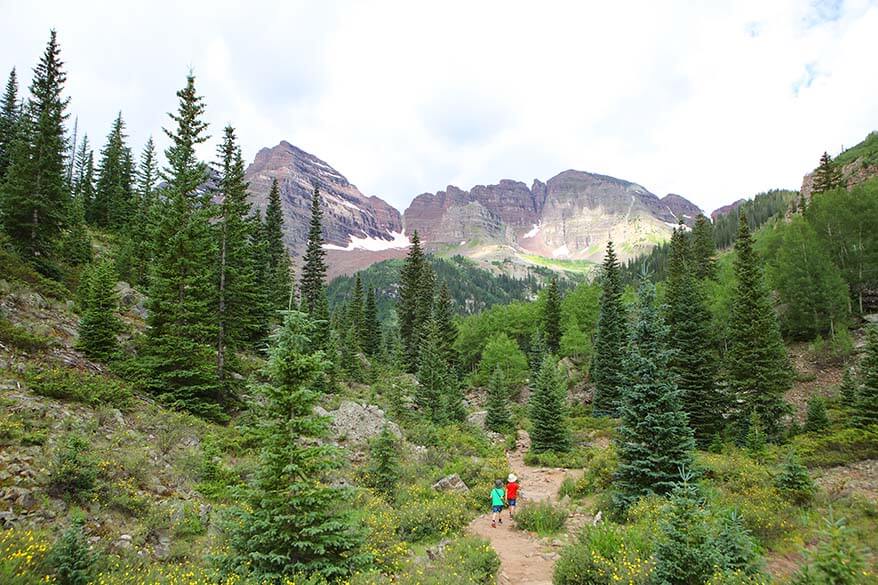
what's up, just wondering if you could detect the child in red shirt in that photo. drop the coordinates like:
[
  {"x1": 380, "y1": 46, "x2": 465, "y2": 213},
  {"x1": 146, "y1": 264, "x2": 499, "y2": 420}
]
[{"x1": 505, "y1": 473, "x2": 519, "y2": 519}]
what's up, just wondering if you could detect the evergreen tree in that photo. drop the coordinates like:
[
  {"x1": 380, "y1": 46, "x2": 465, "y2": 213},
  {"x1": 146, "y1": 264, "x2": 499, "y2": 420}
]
[
  {"x1": 214, "y1": 125, "x2": 260, "y2": 387},
  {"x1": 442, "y1": 371, "x2": 467, "y2": 423},
  {"x1": 92, "y1": 113, "x2": 133, "y2": 228},
  {"x1": 543, "y1": 277, "x2": 562, "y2": 353},
  {"x1": 664, "y1": 224, "x2": 722, "y2": 445},
  {"x1": 362, "y1": 286, "x2": 381, "y2": 357},
  {"x1": 528, "y1": 329, "x2": 546, "y2": 380},
  {"x1": 434, "y1": 281, "x2": 459, "y2": 370},
  {"x1": 124, "y1": 137, "x2": 159, "y2": 286},
  {"x1": 340, "y1": 324, "x2": 365, "y2": 383},
  {"x1": 812, "y1": 152, "x2": 844, "y2": 194},
  {"x1": 727, "y1": 213, "x2": 792, "y2": 440},
  {"x1": 650, "y1": 475, "x2": 719, "y2": 585},
  {"x1": 775, "y1": 451, "x2": 816, "y2": 506},
  {"x1": 791, "y1": 515, "x2": 865, "y2": 585},
  {"x1": 367, "y1": 425, "x2": 401, "y2": 500},
  {"x1": 1, "y1": 31, "x2": 69, "y2": 259},
  {"x1": 591, "y1": 241, "x2": 628, "y2": 416},
  {"x1": 399, "y1": 231, "x2": 432, "y2": 372},
  {"x1": 839, "y1": 367, "x2": 858, "y2": 409},
  {"x1": 299, "y1": 185, "x2": 328, "y2": 314},
  {"x1": 855, "y1": 326, "x2": 878, "y2": 427},
  {"x1": 415, "y1": 318, "x2": 447, "y2": 423},
  {"x1": 262, "y1": 177, "x2": 294, "y2": 312},
  {"x1": 486, "y1": 366, "x2": 512, "y2": 433},
  {"x1": 76, "y1": 260, "x2": 121, "y2": 362},
  {"x1": 142, "y1": 74, "x2": 222, "y2": 421},
  {"x1": 714, "y1": 510, "x2": 763, "y2": 576},
  {"x1": 690, "y1": 213, "x2": 717, "y2": 280},
  {"x1": 349, "y1": 273, "x2": 366, "y2": 346},
  {"x1": 804, "y1": 396, "x2": 829, "y2": 433},
  {"x1": 745, "y1": 412, "x2": 767, "y2": 456},
  {"x1": 226, "y1": 311, "x2": 366, "y2": 580},
  {"x1": 48, "y1": 517, "x2": 96, "y2": 585},
  {"x1": 613, "y1": 278, "x2": 694, "y2": 512},
  {"x1": 61, "y1": 185, "x2": 92, "y2": 265},
  {"x1": 0, "y1": 68, "x2": 18, "y2": 181},
  {"x1": 529, "y1": 355, "x2": 570, "y2": 453},
  {"x1": 71, "y1": 135, "x2": 95, "y2": 209}
]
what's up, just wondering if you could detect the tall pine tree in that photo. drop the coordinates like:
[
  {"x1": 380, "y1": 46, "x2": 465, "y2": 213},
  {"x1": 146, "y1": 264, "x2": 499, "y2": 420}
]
[
  {"x1": 299, "y1": 185, "x2": 328, "y2": 315},
  {"x1": 142, "y1": 74, "x2": 223, "y2": 421},
  {"x1": 264, "y1": 178, "x2": 293, "y2": 312},
  {"x1": 433, "y1": 281, "x2": 459, "y2": 370},
  {"x1": 812, "y1": 152, "x2": 844, "y2": 194},
  {"x1": 690, "y1": 214, "x2": 716, "y2": 280},
  {"x1": 1, "y1": 30, "x2": 69, "y2": 259},
  {"x1": 486, "y1": 366, "x2": 512, "y2": 433},
  {"x1": 92, "y1": 113, "x2": 133, "y2": 228},
  {"x1": 415, "y1": 318, "x2": 447, "y2": 423},
  {"x1": 398, "y1": 231, "x2": 432, "y2": 372},
  {"x1": 543, "y1": 277, "x2": 562, "y2": 353},
  {"x1": 0, "y1": 68, "x2": 18, "y2": 181},
  {"x1": 76, "y1": 260, "x2": 121, "y2": 362},
  {"x1": 125, "y1": 137, "x2": 159, "y2": 286},
  {"x1": 664, "y1": 224, "x2": 722, "y2": 445},
  {"x1": 529, "y1": 354, "x2": 570, "y2": 453},
  {"x1": 855, "y1": 326, "x2": 878, "y2": 428},
  {"x1": 362, "y1": 286, "x2": 381, "y2": 357},
  {"x1": 613, "y1": 278, "x2": 694, "y2": 512},
  {"x1": 726, "y1": 213, "x2": 791, "y2": 440},
  {"x1": 591, "y1": 241, "x2": 628, "y2": 416}
]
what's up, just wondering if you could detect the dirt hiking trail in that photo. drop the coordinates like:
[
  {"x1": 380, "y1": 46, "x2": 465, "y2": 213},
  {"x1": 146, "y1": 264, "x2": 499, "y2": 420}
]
[{"x1": 468, "y1": 431, "x2": 589, "y2": 585}]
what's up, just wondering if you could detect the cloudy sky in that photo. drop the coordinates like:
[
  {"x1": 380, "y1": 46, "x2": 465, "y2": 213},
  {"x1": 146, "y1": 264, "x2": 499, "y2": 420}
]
[{"x1": 2, "y1": 0, "x2": 877, "y2": 213}]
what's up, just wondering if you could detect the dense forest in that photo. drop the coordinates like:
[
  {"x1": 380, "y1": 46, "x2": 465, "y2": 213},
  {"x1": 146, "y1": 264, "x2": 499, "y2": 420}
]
[{"x1": 1, "y1": 30, "x2": 878, "y2": 585}]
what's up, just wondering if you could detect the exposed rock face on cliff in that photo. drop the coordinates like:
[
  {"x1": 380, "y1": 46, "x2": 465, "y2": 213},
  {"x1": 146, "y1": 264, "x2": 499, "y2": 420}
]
[
  {"x1": 711, "y1": 199, "x2": 746, "y2": 220},
  {"x1": 402, "y1": 170, "x2": 701, "y2": 263},
  {"x1": 662, "y1": 193, "x2": 703, "y2": 226},
  {"x1": 244, "y1": 141, "x2": 404, "y2": 255}
]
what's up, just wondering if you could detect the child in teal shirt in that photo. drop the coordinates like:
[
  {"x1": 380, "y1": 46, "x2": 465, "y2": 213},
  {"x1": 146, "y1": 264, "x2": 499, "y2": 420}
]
[{"x1": 491, "y1": 479, "x2": 506, "y2": 528}]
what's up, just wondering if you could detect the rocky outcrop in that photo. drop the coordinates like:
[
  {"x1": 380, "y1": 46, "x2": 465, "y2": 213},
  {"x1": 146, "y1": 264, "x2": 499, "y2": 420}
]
[
  {"x1": 661, "y1": 193, "x2": 702, "y2": 226},
  {"x1": 432, "y1": 474, "x2": 469, "y2": 493},
  {"x1": 244, "y1": 141, "x2": 403, "y2": 256},
  {"x1": 403, "y1": 169, "x2": 702, "y2": 262},
  {"x1": 318, "y1": 401, "x2": 402, "y2": 446},
  {"x1": 711, "y1": 199, "x2": 746, "y2": 220}
]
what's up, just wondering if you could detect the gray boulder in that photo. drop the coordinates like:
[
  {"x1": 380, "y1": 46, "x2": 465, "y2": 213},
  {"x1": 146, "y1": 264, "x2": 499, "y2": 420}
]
[{"x1": 432, "y1": 473, "x2": 469, "y2": 493}]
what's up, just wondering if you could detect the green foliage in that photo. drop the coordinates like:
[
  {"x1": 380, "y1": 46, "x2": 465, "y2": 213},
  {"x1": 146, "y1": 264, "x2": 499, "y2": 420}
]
[
  {"x1": 774, "y1": 451, "x2": 816, "y2": 506},
  {"x1": 791, "y1": 425, "x2": 878, "y2": 467},
  {"x1": 744, "y1": 413, "x2": 766, "y2": 456},
  {"x1": 791, "y1": 515, "x2": 868, "y2": 585},
  {"x1": 485, "y1": 366, "x2": 512, "y2": 433},
  {"x1": 811, "y1": 152, "x2": 844, "y2": 195},
  {"x1": 455, "y1": 300, "x2": 539, "y2": 373},
  {"x1": 529, "y1": 355, "x2": 570, "y2": 454},
  {"x1": 543, "y1": 277, "x2": 562, "y2": 353},
  {"x1": 438, "y1": 536, "x2": 501, "y2": 585},
  {"x1": 712, "y1": 190, "x2": 796, "y2": 251},
  {"x1": 713, "y1": 510, "x2": 763, "y2": 577},
  {"x1": 264, "y1": 177, "x2": 293, "y2": 314},
  {"x1": 49, "y1": 434, "x2": 99, "y2": 502},
  {"x1": 395, "y1": 486, "x2": 470, "y2": 542},
  {"x1": 0, "y1": 316, "x2": 51, "y2": 351},
  {"x1": 553, "y1": 522, "x2": 652, "y2": 585},
  {"x1": 0, "y1": 236, "x2": 69, "y2": 298},
  {"x1": 839, "y1": 367, "x2": 859, "y2": 409},
  {"x1": 0, "y1": 68, "x2": 18, "y2": 180},
  {"x1": 804, "y1": 396, "x2": 830, "y2": 433},
  {"x1": 522, "y1": 447, "x2": 590, "y2": 469},
  {"x1": 571, "y1": 446, "x2": 618, "y2": 495},
  {"x1": 92, "y1": 113, "x2": 133, "y2": 229},
  {"x1": 476, "y1": 332, "x2": 529, "y2": 389},
  {"x1": 76, "y1": 260, "x2": 122, "y2": 362},
  {"x1": 367, "y1": 425, "x2": 401, "y2": 500},
  {"x1": 225, "y1": 311, "x2": 366, "y2": 581},
  {"x1": 591, "y1": 241, "x2": 628, "y2": 416},
  {"x1": 692, "y1": 213, "x2": 717, "y2": 279},
  {"x1": 855, "y1": 326, "x2": 878, "y2": 427},
  {"x1": 726, "y1": 214, "x2": 791, "y2": 440},
  {"x1": 613, "y1": 278, "x2": 694, "y2": 512},
  {"x1": 398, "y1": 231, "x2": 434, "y2": 372},
  {"x1": 47, "y1": 519, "x2": 96, "y2": 585},
  {"x1": 416, "y1": 319, "x2": 455, "y2": 423},
  {"x1": 26, "y1": 366, "x2": 131, "y2": 408},
  {"x1": 833, "y1": 130, "x2": 878, "y2": 168},
  {"x1": 299, "y1": 185, "x2": 329, "y2": 317},
  {"x1": 514, "y1": 500, "x2": 567, "y2": 536}
]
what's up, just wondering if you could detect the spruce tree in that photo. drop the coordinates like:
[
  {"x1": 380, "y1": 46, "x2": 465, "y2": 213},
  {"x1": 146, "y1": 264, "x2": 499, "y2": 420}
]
[
  {"x1": 48, "y1": 518, "x2": 96, "y2": 585},
  {"x1": 349, "y1": 273, "x2": 366, "y2": 345},
  {"x1": 92, "y1": 113, "x2": 133, "y2": 228},
  {"x1": 591, "y1": 241, "x2": 628, "y2": 416},
  {"x1": 664, "y1": 224, "x2": 722, "y2": 445},
  {"x1": 714, "y1": 510, "x2": 762, "y2": 576},
  {"x1": 125, "y1": 137, "x2": 158, "y2": 286},
  {"x1": 804, "y1": 396, "x2": 829, "y2": 433},
  {"x1": 726, "y1": 213, "x2": 792, "y2": 440},
  {"x1": 299, "y1": 185, "x2": 328, "y2": 314},
  {"x1": 61, "y1": 185, "x2": 92, "y2": 265},
  {"x1": 434, "y1": 281, "x2": 458, "y2": 370},
  {"x1": 528, "y1": 329, "x2": 546, "y2": 380},
  {"x1": 340, "y1": 324, "x2": 365, "y2": 383},
  {"x1": 839, "y1": 367, "x2": 858, "y2": 409},
  {"x1": 0, "y1": 67, "x2": 18, "y2": 181},
  {"x1": 142, "y1": 74, "x2": 222, "y2": 421},
  {"x1": 367, "y1": 425, "x2": 401, "y2": 500},
  {"x1": 486, "y1": 366, "x2": 512, "y2": 433},
  {"x1": 775, "y1": 451, "x2": 816, "y2": 505},
  {"x1": 529, "y1": 355, "x2": 570, "y2": 453},
  {"x1": 1, "y1": 30, "x2": 69, "y2": 259},
  {"x1": 214, "y1": 125, "x2": 260, "y2": 386},
  {"x1": 415, "y1": 318, "x2": 447, "y2": 423},
  {"x1": 855, "y1": 326, "x2": 878, "y2": 427},
  {"x1": 690, "y1": 213, "x2": 716, "y2": 280},
  {"x1": 226, "y1": 311, "x2": 366, "y2": 580},
  {"x1": 264, "y1": 178, "x2": 293, "y2": 312},
  {"x1": 71, "y1": 135, "x2": 95, "y2": 210},
  {"x1": 76, "y1": 260, "x2": 121, "y2": 362},
  {"x1": 399, "y1": 231, "x2": 430, "y2": 372},
  {"x1": 543, "y1": 277, "x2": 562, "y2": 353},
  {"x1": 613, "y1": 278, "x2": 694, "y2": 512},
  {"x1": 812, "y1": 152, "x2": 844, "y2": 194},
  {"x1": 362, "y1": 286, "x2": 381, "y2": 357}
]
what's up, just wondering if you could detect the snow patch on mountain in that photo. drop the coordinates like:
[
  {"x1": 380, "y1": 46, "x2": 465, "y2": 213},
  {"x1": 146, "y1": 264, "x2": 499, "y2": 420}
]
[
  {"x1": 323, "y1": 230, "x2": 411, "y2": 252},
  {"x1": 523, "y1": 223, "x2": 541, "y2": 239},
  {"x1": 552, "y1": 244, "x2": 570, "y2": 258}
]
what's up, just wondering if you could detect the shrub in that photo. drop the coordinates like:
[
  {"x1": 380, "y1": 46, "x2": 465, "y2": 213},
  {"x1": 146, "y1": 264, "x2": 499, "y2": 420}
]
[
  {"x1": 775, "y1": 452, "x2": 816, "y2": 506},
  {"x1": 804, "y1": 396, "x2": 830, "y2": 433},
  {"x1": 572, "y1": 446, "x2": 618, "y2": 495},
  {"x1": 558, "y1": 477, "x2": 577, "y2": 499},
  {"x1": 523, "y1": 447, "x2": 590, "y2": 469},
  {"x1": 49, "y1": 435, "x2": 99, "y2": 502},
  {"x1": 355, "y1": 495, "x2": 409, "y2": 574},
  {"x1": 26, "y1": 367, "x2": 132, "y2": 409},
  {"x1": 441, "y1": 536, "x2": 500, "y2": 585},
  {"x1": 554, "y1": 523, "x2": 652, "y2": 585},
  {"x1": 396, "y1": 487, "x2": 470, "y2": 542},
  {"x1": 0, "y1": 317, "x2": 51, "y2": 351},
  {"x1": 791, "y1": 515, "x2": 869, "y2": 584},
  {"x1": 792, "y1": 425, "x2": 878, "y2": 467},
  {"x1": 514, "y1": 500, "x2": 567, "y2": 536},
  {"x1": 0, "y1": 528, "x2": 53, "y2": 583},
  {"x1": 47, "y1": 519, "x2": 96, "y2": 585}
]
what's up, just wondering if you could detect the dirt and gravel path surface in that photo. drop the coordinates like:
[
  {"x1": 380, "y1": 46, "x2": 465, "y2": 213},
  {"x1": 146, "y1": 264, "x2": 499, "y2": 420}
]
[{"x1": 468, "y1": 431, "x2": 587, "y2": 585}]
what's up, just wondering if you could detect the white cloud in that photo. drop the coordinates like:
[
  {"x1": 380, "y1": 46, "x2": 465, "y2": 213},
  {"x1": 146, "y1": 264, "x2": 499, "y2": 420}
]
[{"x1": 2, "y1": 0, "x2": 877, "y2": 214}]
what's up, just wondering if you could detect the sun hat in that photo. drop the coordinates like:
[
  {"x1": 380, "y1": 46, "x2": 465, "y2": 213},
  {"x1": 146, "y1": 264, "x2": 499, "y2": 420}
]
[{"x1": 508, "y1": 473, "x2": 517, "y2": 483}]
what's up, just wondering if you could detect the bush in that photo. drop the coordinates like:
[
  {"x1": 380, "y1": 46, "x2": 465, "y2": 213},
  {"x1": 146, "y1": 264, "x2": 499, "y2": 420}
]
[
  {"x1": 26, "y1": 367, "x2": 132, "y2": 409},
  {"x1": 0, "y1": 317, "x2": 51, "y2": 352},
  {"x1": 523, "y1": 447, "x2": 590, "y2": 469},
  {"x1": 554, "y1": 523, "x2": 652, "y2": 585},
  {"x1": 441, "y1": 536, "x2": 500, "y2": 585},
  {"x1": 791, "y1": 515, "x2": 869, "y2": 584},
  {"x1": 49, "y1": 435, "x2": 100, "y2": 502},
  {"x1": 775, "y1": 452, "x2": 816, "y2": 506},
  {"x1": 47, "y1": 519, "x2": 96, "y2": 585},
  {"x1": 804, "y1": 396, "x2": 830, "y2": 433},
  {"x1": 514, "y1": 500, "x2": 567, "y2": 536},
  {"x1": 0, "y1": 528, "x2": 53, "y2": 584},
  {"x1": 396, "y1": 487, "x2": 470, "y2": 542},
  {"x1": 792, "y1": 425, "x2": 878, "y2": 467},
  {"x1": 572, "y1": 446, "x2": 618, "y2": 495}
]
